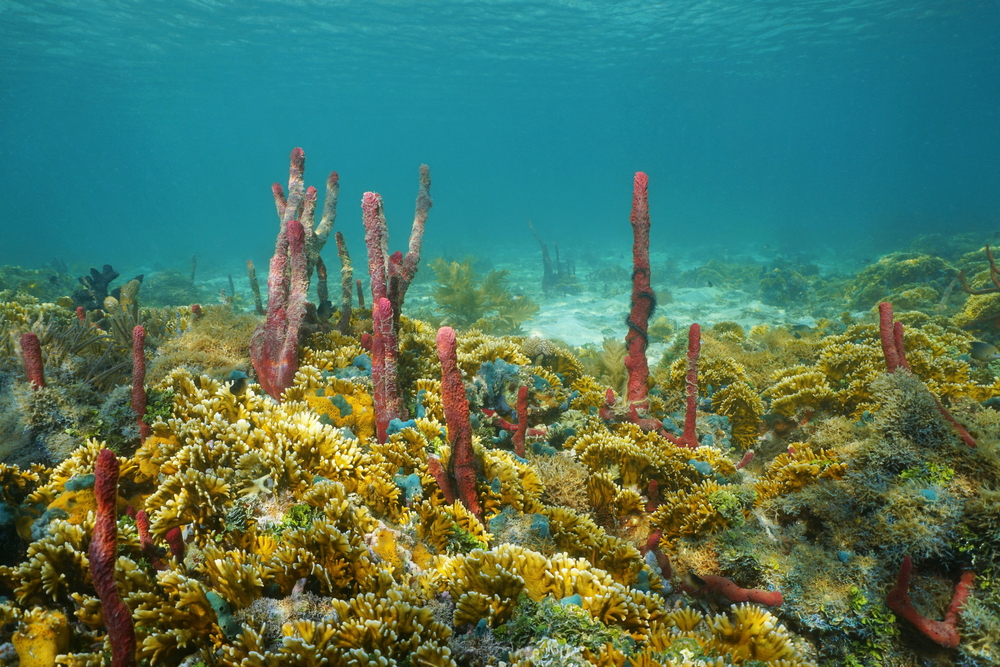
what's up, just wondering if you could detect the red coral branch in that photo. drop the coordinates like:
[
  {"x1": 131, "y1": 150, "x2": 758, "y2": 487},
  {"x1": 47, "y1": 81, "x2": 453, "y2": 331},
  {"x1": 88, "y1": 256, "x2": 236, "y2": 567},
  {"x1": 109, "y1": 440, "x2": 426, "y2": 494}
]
[
  {"x1": 645, "y1": 479, "x2": 659, "y2": 513},
  {"x1": 436, "y1": 326, "x2": 482, "y2": 519},
  {"x1": 665, "y1": 323, "x2": 701, "y2": 449},
  {"x1": 640, "y1": 527, "x2": 672, "y2": 578},
  {"x1": 131, "y1": 326, "x2": 150, "y2": 442},
  {"x1": 689, "y1": 572, "x2": 783, "y2": 607},
  {"x1": 886, "y1": 555, "x2": 975, "y2": 648},
  {"x1": 20, "y1": 333, "x2": 44, "y2": 389},
  {"x1": 624, "y1": 171, "x2": 655, "y2": 410},
  {"x1": 90, "y1": 449, "x2": 136, "y2": 667},
  {"x1": 877, "y1": 302, "x2": 976, "y2": 448}
]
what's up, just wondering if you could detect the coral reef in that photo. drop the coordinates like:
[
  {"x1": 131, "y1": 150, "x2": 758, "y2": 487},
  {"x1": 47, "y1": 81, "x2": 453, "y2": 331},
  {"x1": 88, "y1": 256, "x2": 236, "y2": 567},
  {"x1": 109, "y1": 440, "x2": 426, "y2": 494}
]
[
  {"x1": 3, "y1": 156, "x2": 1000, "y2": 667},
  {"x1": 846, "y1": 252, "x2": 953, "y2": 310}
]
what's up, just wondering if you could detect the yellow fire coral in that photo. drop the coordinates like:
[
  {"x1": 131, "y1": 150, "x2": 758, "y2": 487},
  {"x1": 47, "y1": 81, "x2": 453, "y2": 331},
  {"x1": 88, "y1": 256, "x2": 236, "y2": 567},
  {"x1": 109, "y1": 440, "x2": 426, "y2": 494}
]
[
  {"x1": 0, "y1": 291, "x2": 849, "y2": 667},
  {"x1": 651, "y1": 479, "x2": 740, "y2": 541},
  {"x1": 12, "y1": 607, "x2": 69, "y2": 667},
  {"x1": 765, "y1": 319, "x2": 998, "y2": 420},
  {"x1": 298, "y1": 370, "x2": 376, "y2": 443},
  {"x1": 1, "y1": 516, "x2": 95, "y2": 604},
  {"x1": 434, "y1": 544, "x2": 664, "y2": 637},
  {"x1": 753, "y1": 444, "x2": 847, "y2": 504},
  {"x1": 640, "y1": 603, "x2": 815, "y2": 666},
  {"x1": 145, "y1": 467, "x2": 232, "y2": 540}
]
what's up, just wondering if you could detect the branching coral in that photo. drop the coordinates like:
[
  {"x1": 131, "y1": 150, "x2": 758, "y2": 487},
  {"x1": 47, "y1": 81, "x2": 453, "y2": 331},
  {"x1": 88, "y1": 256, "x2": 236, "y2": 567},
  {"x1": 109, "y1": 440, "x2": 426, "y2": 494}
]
[
  {"x1": 430, "y1": 258, "x2": 539, "y2": 334},
  {"x1": 753, "y1": 445, "x2": 847, "y2": 505},
  {"x1": 846, "y1": 252, "x2": 952, "y2": 309}
]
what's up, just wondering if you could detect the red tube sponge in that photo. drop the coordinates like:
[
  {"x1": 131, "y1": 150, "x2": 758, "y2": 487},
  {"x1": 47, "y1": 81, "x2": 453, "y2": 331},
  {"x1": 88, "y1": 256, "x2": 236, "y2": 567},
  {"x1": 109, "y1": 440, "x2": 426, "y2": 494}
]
[
  {"x1": 688, "y1": 572, "x2": 783, "y2": 607},
  {"x1": 886, "y1": 555, "x2": 974, "y2": 648},
  {"x1": 131, "y1": 326, "x2": 150, "y2": 442},
  {"x1": 624, "y1": 172, "x2": 655, "y2": 410},
  {"x1": 665, "y1": 323, "x2": 701, "y2": 449},
  {"x1": 134, "y1": 510, "x2": 165, "y2": 571},
  {"x1": 436, "y1": 326, "x2": 481, "y2": 519},
  {"x1": 90, "y1": 449, "x2": 136, "y2": 667},
  {"x1": 20, "y1": 333, "x2": 44, "y2": 389},
  {"x1": 164, "y1": 527, "x2": 185, "y2": 562}
]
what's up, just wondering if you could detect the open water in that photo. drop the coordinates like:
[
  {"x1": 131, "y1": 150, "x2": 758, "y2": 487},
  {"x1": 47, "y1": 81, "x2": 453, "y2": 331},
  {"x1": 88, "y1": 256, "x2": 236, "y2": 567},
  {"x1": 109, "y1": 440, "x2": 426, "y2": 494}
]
[{"x1": 0, "y1": 0, "x2": 998, "y2": 277}]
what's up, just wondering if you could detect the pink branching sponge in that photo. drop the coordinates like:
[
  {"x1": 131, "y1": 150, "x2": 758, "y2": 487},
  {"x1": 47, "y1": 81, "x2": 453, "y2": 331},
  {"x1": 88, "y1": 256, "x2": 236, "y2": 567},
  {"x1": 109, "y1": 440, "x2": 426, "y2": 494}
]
[
  {"x1": 436, "y1": 326, "x2": 482, "y2": 519},
  {"x1": 372, "y1": 298, "x2": 404, "y2": 442},
  {"x1": 624, "y1": 172, "x2": 656, "y2": 411},
  {"x1": 361, "y1": 166, "x2": 432, "y2": 430},
  {"x1": 665, "y1": 323, "x2": 702, "y2": 449},
  {"x1": 20, "y1": 333, "x2": 45, "y2": 389},
  {"x1": 250, "y1": 219, "x2": 308, "y2": 399},
  {"x1": 271, "y1": 148, "x2": 339, "y2": 278},
  {"x1": 362, "y1": 164, "x2": 431, "y2": 319},
  {"x1": 251, "y1": 148, "x2": 339, "y2": 399},
  {"x1": 131, "y1": 326, "x2": 150, "y2": 442},
  {"x1": 90, "y1": 449, "x2": 136, "y2": 667},
  {"x1": 363, "y1": 192, "x2": 390, "y2": 306},
  {"x1": 878, "y1": 302, "x2": 976, "y2": 448},
  {"x1": 886, "y1": 555, "x2": 974, "y2": 648},
  {"x1": 335, "y1": 231, "x2": 353, "y2": 334}
]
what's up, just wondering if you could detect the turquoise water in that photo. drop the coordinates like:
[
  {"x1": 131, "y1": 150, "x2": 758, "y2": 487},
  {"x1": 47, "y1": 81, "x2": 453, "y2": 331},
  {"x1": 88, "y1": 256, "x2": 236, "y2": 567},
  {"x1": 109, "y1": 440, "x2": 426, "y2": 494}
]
[{"x1": 1, "y1": 1, "x2": 998, "y2": 271}]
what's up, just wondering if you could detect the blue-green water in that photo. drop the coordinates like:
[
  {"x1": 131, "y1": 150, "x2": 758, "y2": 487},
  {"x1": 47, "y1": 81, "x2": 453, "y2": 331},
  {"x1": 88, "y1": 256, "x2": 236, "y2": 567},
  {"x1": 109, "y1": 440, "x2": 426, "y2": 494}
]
[{"x1": 1, "y1": 1, "x2": 998, "y2": 272}]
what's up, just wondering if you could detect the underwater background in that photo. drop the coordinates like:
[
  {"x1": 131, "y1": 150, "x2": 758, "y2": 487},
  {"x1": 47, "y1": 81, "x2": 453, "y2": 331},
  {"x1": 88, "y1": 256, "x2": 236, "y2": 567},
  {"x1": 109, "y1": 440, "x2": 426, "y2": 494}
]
[
  {"x1": 3, "y1": 2, "x2": 1000, "y2": 667},
  {"x1": 2, "y1": 0, "x2": 999, "y2": 271}
]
